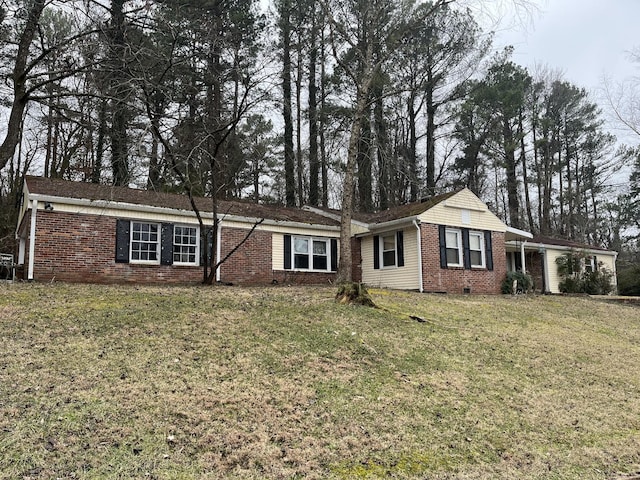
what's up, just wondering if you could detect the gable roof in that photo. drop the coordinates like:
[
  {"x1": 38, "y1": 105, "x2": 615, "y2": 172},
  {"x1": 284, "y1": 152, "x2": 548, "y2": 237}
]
[
  {"x1": 354, "y1": 190, "x2": 459, "y2": 225},
  {"x1": 24, "y1": 176, "x2": 339, "y2": 227}
]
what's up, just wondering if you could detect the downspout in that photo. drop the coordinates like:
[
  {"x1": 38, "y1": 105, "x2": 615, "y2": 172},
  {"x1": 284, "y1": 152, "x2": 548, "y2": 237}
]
[
  {"x1": 216, "y1": 223, "x2": 222, "y2": 283},
  {"x1": 414, "y1": 220, "x2": 423, "y2": 293},
  {"x1": 28, "y1": 199, "x2": 37, "y2": 281},
  {"x1": 520, "y1": 240, "x2": 527, "y2": 274}
]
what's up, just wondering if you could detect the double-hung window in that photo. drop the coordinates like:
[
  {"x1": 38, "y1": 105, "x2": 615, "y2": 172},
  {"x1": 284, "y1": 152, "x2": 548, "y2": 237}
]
[
  {"x1": 584, "y1": 255, "x2": 597, "y2": 273},
  {"x1": 173, "y1": 225, "x2": 199, "y2": 265},
  {"x1": 116, "y1": 220, "x2": 200, "y2": 266},
  {"x1": 130, "y1": 222, "x2": 160, "y2": 263},
  {"x1": 373, "y1": 231, "x2": 404, "y2": 269},
  {"x1": 468, "y1": 231, "x2": 485, "y2": 268},
  {"x1": 440, "y1": 226, "x2": 492, "y2": 270},
  {"x1": 290, "y1": 236, "x2": 332, "y2": 271},
  {"x1": 445, "y1": 229, "x2": 463, "y2": 267},
  {"x1": 381, "y1": 234, "x2": 397, "y2": 267}
]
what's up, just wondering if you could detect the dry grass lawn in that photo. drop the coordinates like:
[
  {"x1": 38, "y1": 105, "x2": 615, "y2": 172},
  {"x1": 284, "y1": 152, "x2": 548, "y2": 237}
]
[{"x1": 1, "y1": 283, "x2": 639, "y2": 479}]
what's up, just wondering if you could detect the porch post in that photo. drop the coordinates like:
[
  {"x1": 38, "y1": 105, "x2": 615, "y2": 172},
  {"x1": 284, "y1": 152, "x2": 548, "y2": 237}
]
[
  {"x1": 520, "y1": 241, "x2": 527, "y2": 274},
  {"x1": 28, "y1": 199, "x2": 37, "y2": 281}
]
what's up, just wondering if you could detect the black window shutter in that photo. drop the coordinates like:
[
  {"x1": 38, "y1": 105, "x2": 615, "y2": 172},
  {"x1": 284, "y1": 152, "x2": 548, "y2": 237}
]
[
  {"x1": 160, "y1": 223, "x2": 174, "y2": 265},
  {"x1": 593, "y1": 256, "x2": 598, "y2": 271},
  {"x1": 330, "y1": 238, "x2": 338, "y2": 272},
  {"x1": 462, "y1": 228, "x2": 471, "y2": 269},
  {"x1": 200, "y1": 227, "x2": 213, "y2": 267},
  {"x1": 485, "y1": 230, "x2": 493, "y2": 271},
  {"x1": 438, "y1": 225, "x2": 447, "y2": 269},
  {"x1": 396, "y1": 230, "x2": 404, "y2": 267},
  {"x1": 115, "y1": 219, "x2": 130, "y2": 263},
  {"x1": 373, "y1": 235, "x2": 380, "y2": 270},
  {"x1": 284, "y1": 234, "x2": 292, "y2": 270}
]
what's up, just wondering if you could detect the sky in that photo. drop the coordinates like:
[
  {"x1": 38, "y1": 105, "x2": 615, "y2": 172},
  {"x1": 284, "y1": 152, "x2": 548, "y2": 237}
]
[{"x1": 490, "y1": 0, "x2": 639, "y2": 92}]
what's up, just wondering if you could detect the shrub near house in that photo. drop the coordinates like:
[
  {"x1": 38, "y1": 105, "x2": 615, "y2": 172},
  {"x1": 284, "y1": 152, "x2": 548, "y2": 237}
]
[{"x1": 556, "y1": 251, "x2": 614, "y2": 295}]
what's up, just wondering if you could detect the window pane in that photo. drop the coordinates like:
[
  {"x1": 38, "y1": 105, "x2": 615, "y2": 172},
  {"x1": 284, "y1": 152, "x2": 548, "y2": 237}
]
[
  {"x1": 313, "y1": 255, "x2": 327, "y2": 270},
  {"x1": 294, "y1": 238, "x2": 308, "y2": 254},
  {"x1": 383, "y1": 250, "x2": 396, "y2": 267},
  {"x1": 313, "y1": 240, "x2": 326, "y2": 255},
  {"x1": 446, "y1": 248, "x2": 459, "y2": 265},
  {"x1": 470, "y1": 251, "x2": 482, "y2": 266},
  {"x1": 294, "y1": 254, "x2": 309, "y2": 269},
  {"x1": 173, "y1": 226, "x2": 198, "y2": 264},
  {"x1": 469, "y1": 234, "x2": 481, "y2": 250},
  {"x1": 382, "y1": 235, "x2": 395, "y2": 251},
  {"x1": 446, "y1": 231, "x2": 458, "y2": 248}
]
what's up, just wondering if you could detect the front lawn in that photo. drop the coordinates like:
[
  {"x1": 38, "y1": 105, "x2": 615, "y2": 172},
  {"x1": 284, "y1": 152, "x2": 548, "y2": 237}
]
[{"x1": 1, "y1": 283, "x2": 639, "y2": 479}]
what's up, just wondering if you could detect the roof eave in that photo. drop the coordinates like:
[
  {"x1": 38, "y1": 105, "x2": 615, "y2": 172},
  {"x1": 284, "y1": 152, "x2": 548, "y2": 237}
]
[{"x1": 26, "y1": 193, "x2": 340, "y2": 232}]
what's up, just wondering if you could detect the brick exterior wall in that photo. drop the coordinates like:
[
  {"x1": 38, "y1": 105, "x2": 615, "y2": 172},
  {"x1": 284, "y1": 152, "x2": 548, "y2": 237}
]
[
  {"x1": 526, "y1": 251, "x2": 545, "y2": 293},
  {"x1": 419, "y1": 223, "x2": 507, "y2": 294},
  {"x1": 25, "y1": 211, "x2": 203, "y2": 284},
  {"x1": 20, "y1": 211, "x2": 341, "y2": 286}
]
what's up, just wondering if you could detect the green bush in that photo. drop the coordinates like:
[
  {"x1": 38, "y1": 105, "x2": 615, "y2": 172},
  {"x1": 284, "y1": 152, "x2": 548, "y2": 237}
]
[
  {"x1": 556, "y1": 252, "x2": 614, "y2": 295},
  {"x1": 617, "y1": 265, "x2": 640, "y2": 296},
  {"x1": 501, "y1": 271, "x2": 534, "y2": 294}
]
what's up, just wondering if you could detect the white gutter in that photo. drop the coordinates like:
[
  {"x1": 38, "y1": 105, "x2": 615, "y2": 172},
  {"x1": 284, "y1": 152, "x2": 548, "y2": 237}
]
[
  {"x1": 364, "y1": 216, "x2": 418, "y2": 234},
  {"x1": 505, "y1": 225, "x2": 534, "y2": 240},
  {"x1": 414, "y1": 220, "x2": 423, "y2": 293},
  {"x1": 505, "y1": 240, "x2": 617, "y2": 256},
  {"x1": 27, "y1": 193, "x2": 340, "y2": 232},
  {"x1": 28, "y1": 199, "x2": 37, "y2": 280}
]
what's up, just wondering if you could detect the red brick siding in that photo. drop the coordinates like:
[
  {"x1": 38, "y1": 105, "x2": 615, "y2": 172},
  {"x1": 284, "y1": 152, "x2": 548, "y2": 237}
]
[
  {"x1": 526, "y1": 251, "x2": 545, "y2": 293},
  {"x1": 218, "y1": 227, "x2": 339, "y2": 285},
  {"x1": 420, "y1": 223, "x2": 507, "y2": 294},
  {"x1": 25, "y1": 211, "x2": 340, "y2": 286},
  {"x1": 30, "y1": 211, "x2": 202, "y2": 284},
  {"x1": 218, "y1": 227, "x2": 272, "y2": 284}
]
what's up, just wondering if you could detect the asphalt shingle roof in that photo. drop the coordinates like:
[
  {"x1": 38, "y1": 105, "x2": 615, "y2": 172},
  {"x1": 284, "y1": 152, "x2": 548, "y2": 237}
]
[
  {"x1": 353, "y1": 190, "x2": 459, "y2": 224},
  {"x1": 25, "y1": 176, "x2": 340, "y2": 227}
]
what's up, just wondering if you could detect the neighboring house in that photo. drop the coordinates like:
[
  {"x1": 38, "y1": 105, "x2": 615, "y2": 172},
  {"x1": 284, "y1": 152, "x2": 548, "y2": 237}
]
[
  {"x1": 505, "y1": 236, "x2": 618, "y2": 294},
  {"x1": 14, "y1": 176, "x2": 616, "y2": 294},
  {"x1": 15, "y1": 176, "x2": 343, "y2": 285}
]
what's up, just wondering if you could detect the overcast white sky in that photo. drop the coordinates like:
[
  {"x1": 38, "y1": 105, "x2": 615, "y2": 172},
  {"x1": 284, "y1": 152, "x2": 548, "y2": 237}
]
[
  {"x1": 484, "y1": 0, "x2": 640, "y2": 147},
  {"x1": 489, "y1": 0, "x2": 639, "y2": 90}
]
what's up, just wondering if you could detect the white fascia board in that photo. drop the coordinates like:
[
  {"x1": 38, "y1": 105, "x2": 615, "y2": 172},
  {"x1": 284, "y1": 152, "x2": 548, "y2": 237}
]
[
  {"x1": 505, "y1": 225, "x2": 534, "y2": 240},
  {"x1": 27, "y1": 194, "x2": 340, "y2": 232},
  {"x1": 362, "y1": 216, "x2": 418, "y2": 235},
  {"x1": 505, "y1": 240, "x2": 617, "y2": 256}
]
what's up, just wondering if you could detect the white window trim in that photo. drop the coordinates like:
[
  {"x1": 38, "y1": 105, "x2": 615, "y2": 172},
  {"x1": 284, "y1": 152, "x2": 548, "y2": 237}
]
[
  {"x1": 445, "y1": 228, "x2": 463, "y2": 267},
  {"x1": 173, "y1": 224, "x2": 200, "y2": 266},
  {"x1": 130, "y1": 221, "x2": 161, "y2": 265},
  {"x1": 468, "y1": 231, "x2": 486, "y2": 268},
  {"x1": 291, "y1": 235, "x2": 331, "y2": 272},
  {"x1": 379, "y1": 233, "x2": 398, "y2": 269}
]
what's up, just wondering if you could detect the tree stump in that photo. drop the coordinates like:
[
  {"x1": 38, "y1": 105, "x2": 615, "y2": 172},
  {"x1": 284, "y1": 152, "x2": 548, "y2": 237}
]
[{"x1": 335, "y1": 282, "x2": 376, "y2": 307}]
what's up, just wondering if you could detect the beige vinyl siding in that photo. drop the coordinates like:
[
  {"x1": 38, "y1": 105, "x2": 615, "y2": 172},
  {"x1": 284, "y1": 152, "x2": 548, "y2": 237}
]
[
  {"x1": 361, "y1": 227, "x2": 419, "y2": 290},
  {"x1": 597, "y1": 253, "x2": 617, "y2": 286},
  {"x1": 544, "y1": 248, "x2": 564, "y2": 294},
  {"x1": 272, "y1": 234, "x2": 284, "y2": 270},
  {"x1": 421, "y1": 189, "x2": 506, "y2": 232},
  {"x1": 544, "y1": 247, "x2": 618, "y2": 293}
]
